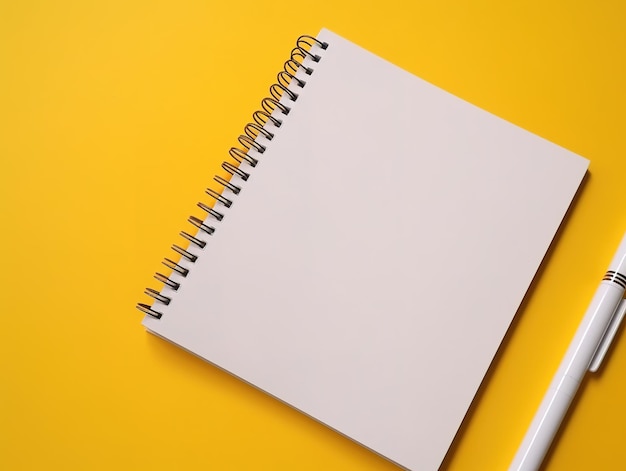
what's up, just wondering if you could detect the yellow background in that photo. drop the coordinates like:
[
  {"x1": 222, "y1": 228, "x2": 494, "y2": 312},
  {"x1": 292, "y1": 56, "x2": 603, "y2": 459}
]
[{"x1": 1, "y1": 1, "x2": 625, "y2": 470}]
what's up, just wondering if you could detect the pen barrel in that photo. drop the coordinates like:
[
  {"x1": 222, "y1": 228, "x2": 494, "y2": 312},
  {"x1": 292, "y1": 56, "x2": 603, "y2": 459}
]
[
  {"x1": 509, "y1": 376, "x2": 578, "y2": 471},
  {"x1": 509, "y1": 282, "x2": 624, "y2": 471}
]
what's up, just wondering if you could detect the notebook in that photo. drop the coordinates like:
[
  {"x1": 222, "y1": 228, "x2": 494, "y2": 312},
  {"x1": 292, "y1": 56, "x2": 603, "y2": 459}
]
[{"x1": 138, "y1": 28, "x2": 589, "y2": 470}]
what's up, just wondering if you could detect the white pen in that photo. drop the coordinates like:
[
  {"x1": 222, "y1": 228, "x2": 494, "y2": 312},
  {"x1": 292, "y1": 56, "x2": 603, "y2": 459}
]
[{"x1": 509, "y1": 232, "x2": 626, "y2": 471}]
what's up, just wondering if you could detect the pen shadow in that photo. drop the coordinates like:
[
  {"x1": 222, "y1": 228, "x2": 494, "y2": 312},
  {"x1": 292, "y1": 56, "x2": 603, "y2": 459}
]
[{"x1": 439, "y1": 172, "x2": 590, "y2": 470}]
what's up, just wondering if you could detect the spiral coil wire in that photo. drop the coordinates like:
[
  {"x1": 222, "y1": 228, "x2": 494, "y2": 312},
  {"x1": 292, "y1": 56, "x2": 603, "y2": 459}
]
[{"x1": 137, "y1": 35, "x2": 328, "y2": 319}]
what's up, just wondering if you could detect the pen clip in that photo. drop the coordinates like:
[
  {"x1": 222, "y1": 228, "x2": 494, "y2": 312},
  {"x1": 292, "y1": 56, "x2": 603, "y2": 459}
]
[{"x1": 589, "y1": 299, "x2": 626, "y2": 373}]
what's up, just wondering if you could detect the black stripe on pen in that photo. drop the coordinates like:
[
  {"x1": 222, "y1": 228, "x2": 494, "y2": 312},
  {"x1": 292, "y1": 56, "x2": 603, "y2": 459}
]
[
  {"x1": 602, "y1": 275, "x2": 626, "y2": 288},
  {"x1": 605, "y1": 270, "x2": 626, "y2": 285},
  {"x1": 606, "y1": 270, "x2": 626, "y2": 283},
  {"x1": 603, "y1": 271, "x2": 626, "y2": 289}
]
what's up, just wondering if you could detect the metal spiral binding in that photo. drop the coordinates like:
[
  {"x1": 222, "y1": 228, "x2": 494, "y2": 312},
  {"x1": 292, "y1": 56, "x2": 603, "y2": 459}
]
[{"x1": 137, "y1": 34, "x2": 328, "y2": 319}]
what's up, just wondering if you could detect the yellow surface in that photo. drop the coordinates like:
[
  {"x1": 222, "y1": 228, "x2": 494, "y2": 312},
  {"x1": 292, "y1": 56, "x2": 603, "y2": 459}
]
[{"x1": 1, "y1": 1, "x2": 625, "y2": 470}]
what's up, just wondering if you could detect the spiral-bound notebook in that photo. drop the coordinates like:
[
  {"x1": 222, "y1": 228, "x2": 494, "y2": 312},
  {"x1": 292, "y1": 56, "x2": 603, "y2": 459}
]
[{"x1": 139, "y1": 29, "x2": 588, "y2": 470}]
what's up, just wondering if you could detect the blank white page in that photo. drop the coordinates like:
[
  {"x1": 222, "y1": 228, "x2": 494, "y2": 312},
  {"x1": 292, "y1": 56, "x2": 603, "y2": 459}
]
[{"x1": 143, "y1": 29, "x2": 588, "y2": 471}]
